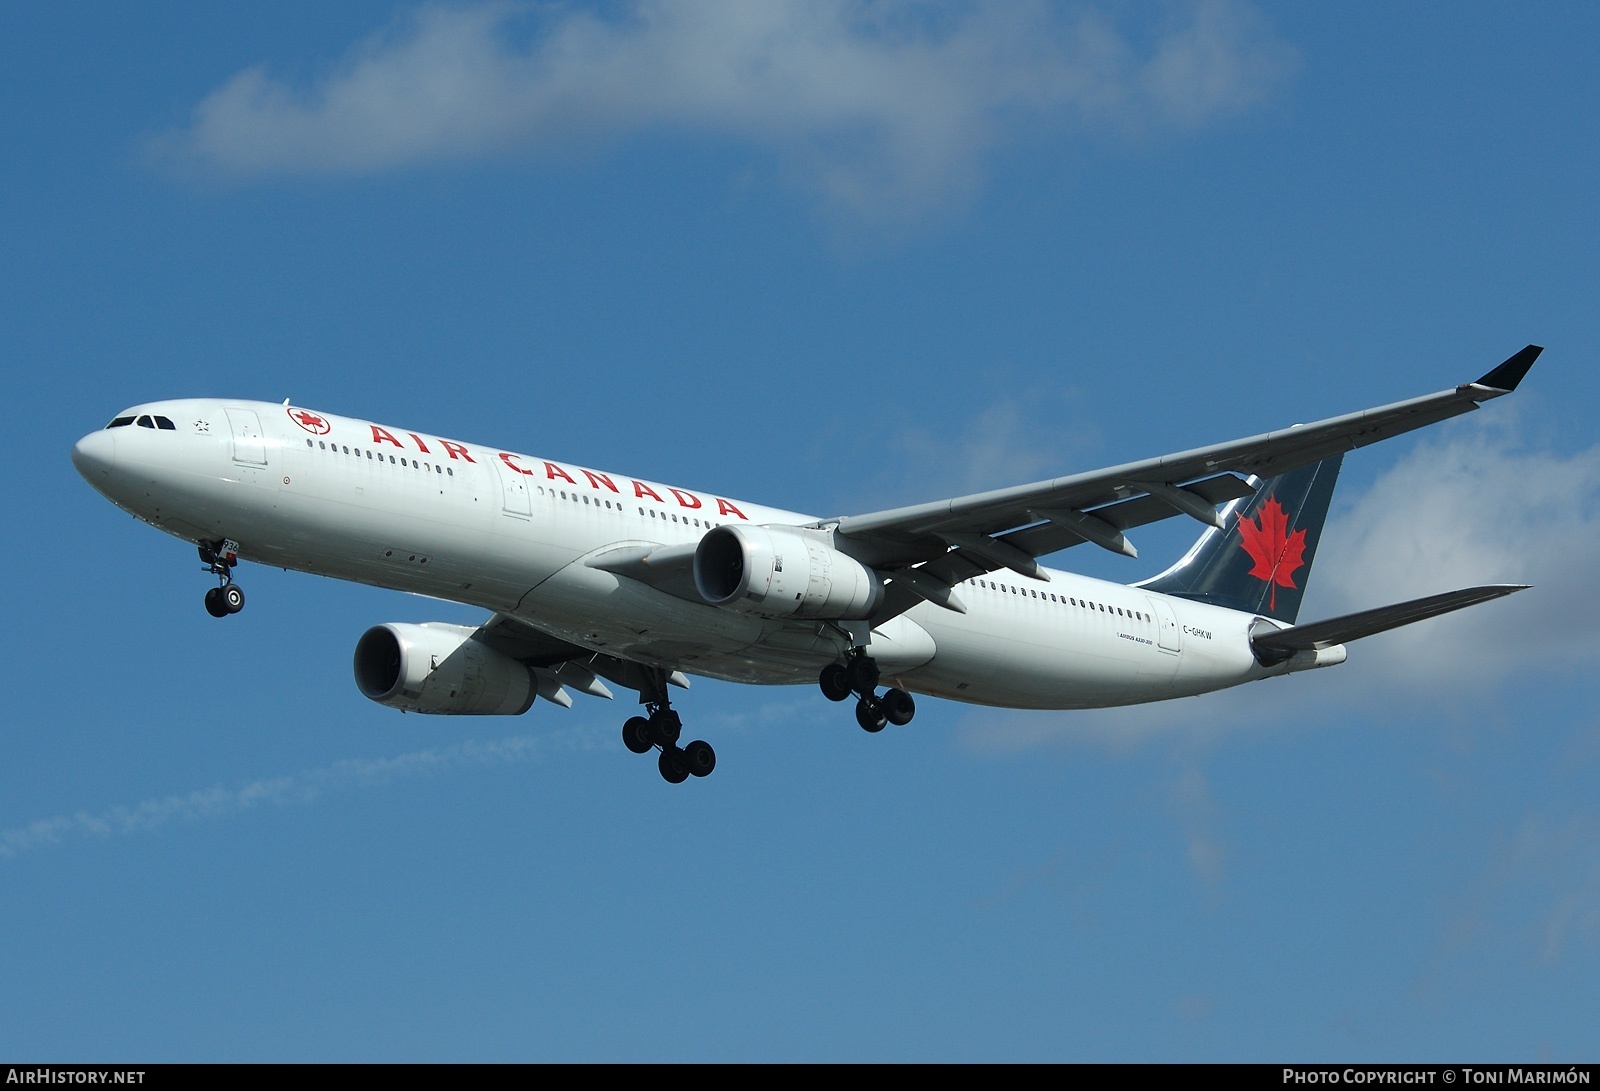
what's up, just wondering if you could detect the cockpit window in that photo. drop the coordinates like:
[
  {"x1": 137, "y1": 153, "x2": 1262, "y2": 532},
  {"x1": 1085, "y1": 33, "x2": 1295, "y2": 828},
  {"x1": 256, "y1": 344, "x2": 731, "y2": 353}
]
[
  {"x1": 106, "y1": 416, "x2": 135, "y2": 429},
  {"x1": 136, "y1": 415, "x2": 155, "y2": 428},
  {"x1": 155, "y1": 416, "x2": 176, "y2": 430}
]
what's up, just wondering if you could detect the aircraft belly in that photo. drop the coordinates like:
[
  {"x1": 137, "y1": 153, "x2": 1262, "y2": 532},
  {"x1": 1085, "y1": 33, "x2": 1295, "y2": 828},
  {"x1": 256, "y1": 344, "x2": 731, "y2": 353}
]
[
  {"x1": 904, "y1": 599, "x2": 1160, "y2": 710},
  {"x1": 703, "y1": 612, "x2": 936, "y2": 685},
  {"x1": 514, "y1": 561, "x2": 770, "y2": 674},
  {"x1": 510, "y1": 565, "x2": 940, "y2": 686}
]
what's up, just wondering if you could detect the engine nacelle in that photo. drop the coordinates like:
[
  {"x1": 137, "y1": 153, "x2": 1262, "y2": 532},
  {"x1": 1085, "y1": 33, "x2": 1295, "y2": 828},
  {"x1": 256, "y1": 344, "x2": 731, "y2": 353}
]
[
  {"x1": 353, "y1": 622, "x2": 536, "y2": 715},
  {"x1": 694, "y1": 524, "x2": 883, "y2": 620}
]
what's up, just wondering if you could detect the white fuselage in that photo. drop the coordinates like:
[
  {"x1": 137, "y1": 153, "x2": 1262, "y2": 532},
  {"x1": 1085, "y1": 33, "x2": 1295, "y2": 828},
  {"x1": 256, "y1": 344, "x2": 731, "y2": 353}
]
[{"x1": 73, "y1": 399, "x2": 1322, "y2": 712}]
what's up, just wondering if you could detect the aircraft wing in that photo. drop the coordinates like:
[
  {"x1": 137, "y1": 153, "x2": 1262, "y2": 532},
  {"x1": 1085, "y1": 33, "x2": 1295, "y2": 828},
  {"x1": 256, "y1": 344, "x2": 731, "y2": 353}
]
[
  {"x1": 826, "y1": 346, "x2": 1540, "y2": 621},
  {"x1": 475, "y1": 613, "x2": 690, "y2": 707}
]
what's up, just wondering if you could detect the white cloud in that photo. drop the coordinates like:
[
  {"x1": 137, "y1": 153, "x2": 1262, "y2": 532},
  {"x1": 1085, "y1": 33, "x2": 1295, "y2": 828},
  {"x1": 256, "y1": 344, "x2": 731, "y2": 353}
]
[
  {"x1": 0, "y1": 730, "x2": 594, "y2": 860},
  {"x1": 149, "y1": 0, "x2": 1296, "y2": 218},
  {"x1": 1170, "y1": 758, "x2": 1227, "y2": 891},
  {"x1": 1313, "y1": 422, "x2": 1600, "y2": 691},
  {"x1": 1436, "y1": 808, "x2": 1600, "y2": 969}
]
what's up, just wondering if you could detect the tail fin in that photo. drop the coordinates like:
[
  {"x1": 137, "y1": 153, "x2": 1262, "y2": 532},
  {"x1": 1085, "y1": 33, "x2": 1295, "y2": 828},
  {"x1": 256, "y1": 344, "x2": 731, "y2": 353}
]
[{"x1": 1135, "y1": 456, "x2": 1343, "y2": 624}]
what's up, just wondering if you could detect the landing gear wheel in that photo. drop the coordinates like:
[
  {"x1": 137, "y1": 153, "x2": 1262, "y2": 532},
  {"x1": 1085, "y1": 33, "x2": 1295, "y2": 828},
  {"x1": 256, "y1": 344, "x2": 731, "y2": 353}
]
[
  {"x1": 819, "y1": 663, "x2": 852, "y2": 702},
  {"x1": 846, "y1": 655, "x2": 880, "y2": 694},
  {"x1": 881, "y1": 687, "x2": 915, "y2": 726},
  {"x1": 648, "y1": 709, "x2": 682, "y2": 746},
  {"x1": 683, "y1": 739, "x2": 716, "y2": 778},
  {"x1": 222, "y1": 584, "x2": 245, "y2": 614},
  {"x1": 622, "y1": 716, "x2": 653, "y2": 754},
  {"x1": 855, "y1": 696, "x2": 887, "y2": 733},
  {"x1": 658, "y1": 748, "x2": 689, "y2": 784},
  {"x1": 203, "y1": 587, "x2": 228, "y2": 618}
]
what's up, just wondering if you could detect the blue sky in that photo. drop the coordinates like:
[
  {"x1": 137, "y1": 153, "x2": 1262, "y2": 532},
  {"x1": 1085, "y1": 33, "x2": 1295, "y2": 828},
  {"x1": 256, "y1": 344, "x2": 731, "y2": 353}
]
[{"x1": 3, "y1": 1, "x2": 1598, "y2": 1061}]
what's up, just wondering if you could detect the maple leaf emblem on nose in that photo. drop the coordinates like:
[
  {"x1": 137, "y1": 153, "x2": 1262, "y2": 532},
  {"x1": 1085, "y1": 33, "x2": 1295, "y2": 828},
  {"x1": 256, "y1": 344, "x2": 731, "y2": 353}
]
[
  {"x1": 289, "y1": 408, "x2": 329, "y2": 434},
  {"x1": 1236, "y1": 495, "x2": 1307, "y2": 611}
]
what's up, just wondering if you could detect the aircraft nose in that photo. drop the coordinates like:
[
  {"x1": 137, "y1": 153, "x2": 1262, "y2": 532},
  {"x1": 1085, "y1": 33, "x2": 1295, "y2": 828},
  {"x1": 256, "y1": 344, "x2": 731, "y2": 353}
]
[{"x1": 71, "y1": 429, "x2": 116, "y2": 481}]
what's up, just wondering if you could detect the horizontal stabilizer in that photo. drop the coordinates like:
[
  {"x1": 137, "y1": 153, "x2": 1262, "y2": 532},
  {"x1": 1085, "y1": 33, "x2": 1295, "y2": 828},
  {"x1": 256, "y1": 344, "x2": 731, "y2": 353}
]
[{"x1": 1251, "y1": 584, "x2": 1528, "y2": 665}]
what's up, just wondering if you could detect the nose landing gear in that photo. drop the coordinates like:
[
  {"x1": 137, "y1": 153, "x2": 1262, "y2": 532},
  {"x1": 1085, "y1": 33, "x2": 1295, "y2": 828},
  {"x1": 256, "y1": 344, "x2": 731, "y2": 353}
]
[
  {"x1": 821, "y1": 649, "x2": 916, "y2": 733},
  {"x1": 199, "y1": 540, "x2": 245, "y2": 617}
]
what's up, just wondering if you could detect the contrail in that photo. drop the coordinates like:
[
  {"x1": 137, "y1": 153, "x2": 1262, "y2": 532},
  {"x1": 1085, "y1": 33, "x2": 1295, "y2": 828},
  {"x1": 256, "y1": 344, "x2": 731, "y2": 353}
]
[{"x1": 1, "y1": 730, "x2": 595, "y2": 860}]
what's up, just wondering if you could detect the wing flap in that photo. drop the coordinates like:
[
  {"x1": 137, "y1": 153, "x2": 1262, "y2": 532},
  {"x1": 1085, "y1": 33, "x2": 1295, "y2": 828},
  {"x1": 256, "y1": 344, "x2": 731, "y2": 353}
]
[
  {"x1": 474, "y1": 613, "x2": 672, "y2": 706},
  {"x1": 474, "y1": 612, "x2": 595, "y2": 666}
]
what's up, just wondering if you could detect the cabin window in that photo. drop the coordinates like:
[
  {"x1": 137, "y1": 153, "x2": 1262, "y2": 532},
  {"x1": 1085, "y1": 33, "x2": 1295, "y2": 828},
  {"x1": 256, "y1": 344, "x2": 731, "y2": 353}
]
[{"x1": 306, "y1": 439, "x2": 313, "y2": 447}]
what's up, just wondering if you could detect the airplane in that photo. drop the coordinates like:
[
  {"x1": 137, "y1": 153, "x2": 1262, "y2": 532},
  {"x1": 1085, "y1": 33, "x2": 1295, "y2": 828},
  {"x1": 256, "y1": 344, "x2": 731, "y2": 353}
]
[{"x1": 71, "y1": 346, "x2": 1540, "y2": 783}]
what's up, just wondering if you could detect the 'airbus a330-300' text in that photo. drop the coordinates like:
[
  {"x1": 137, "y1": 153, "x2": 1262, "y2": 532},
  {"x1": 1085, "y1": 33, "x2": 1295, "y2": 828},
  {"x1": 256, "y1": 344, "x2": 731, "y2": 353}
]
[{"x1": 72, "y1": 347, "x2": 1540, "y2": 783}]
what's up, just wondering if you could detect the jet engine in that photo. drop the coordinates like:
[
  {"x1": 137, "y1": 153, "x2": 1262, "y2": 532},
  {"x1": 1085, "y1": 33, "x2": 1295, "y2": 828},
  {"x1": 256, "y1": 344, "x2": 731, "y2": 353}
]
[
  {"x1": 353, "y1": 622, "x2": 536, "y2": 715},
  {"x1": 694, "y1": 524, "x2": 883, "y2": 620}
]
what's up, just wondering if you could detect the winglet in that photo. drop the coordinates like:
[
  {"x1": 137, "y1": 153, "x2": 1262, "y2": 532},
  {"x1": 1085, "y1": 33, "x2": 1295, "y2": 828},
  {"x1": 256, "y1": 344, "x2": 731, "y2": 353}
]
[{"x1": 1472, "y1": 345, "x2": 1542, "y2": 393}]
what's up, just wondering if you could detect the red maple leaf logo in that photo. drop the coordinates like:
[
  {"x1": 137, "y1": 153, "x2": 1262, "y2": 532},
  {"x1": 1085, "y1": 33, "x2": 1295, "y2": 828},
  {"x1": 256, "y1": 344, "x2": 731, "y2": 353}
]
[
  {"x1": 288, "y1": 408, "x2": 330, "y2": 434},
  {"x1": 1236, "y1": 495, "x2": 1307, "y2": 612}
]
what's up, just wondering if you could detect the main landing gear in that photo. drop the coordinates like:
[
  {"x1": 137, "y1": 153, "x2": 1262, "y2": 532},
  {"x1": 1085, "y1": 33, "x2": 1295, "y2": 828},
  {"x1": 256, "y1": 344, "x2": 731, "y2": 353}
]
[
  {"x1": 199, "y1": 539, "x2": 245, "y2": 618},
  {"x1": 819, "y1": 650, "x2": 915, "y2": 733},
  {"x1": 621, "y1": 679, "x2": 716, "y2": 785}
]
